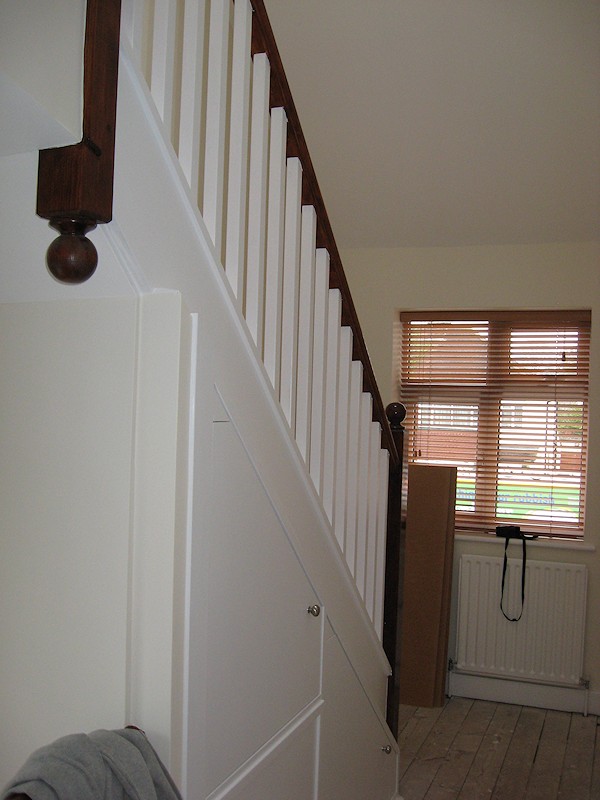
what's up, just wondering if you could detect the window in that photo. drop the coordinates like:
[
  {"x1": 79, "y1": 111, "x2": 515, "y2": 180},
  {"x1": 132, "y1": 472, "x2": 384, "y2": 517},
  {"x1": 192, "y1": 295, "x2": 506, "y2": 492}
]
[{"x1": 397, "y1": 310, "x2": 591, "y2": 538}]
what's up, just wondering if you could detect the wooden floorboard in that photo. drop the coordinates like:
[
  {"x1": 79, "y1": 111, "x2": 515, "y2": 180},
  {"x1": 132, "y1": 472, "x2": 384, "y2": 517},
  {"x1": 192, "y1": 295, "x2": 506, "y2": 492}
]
[
  {"x1": 524, "y1": 709, "x2": 570, "y2": 800},
  {"x1": 492, "y1": 706, "x2": 546, "y2": 800},
  {"x1": 424, "y1": 700, "x2": 497, "y2": 800},
  {"x1": 398, "y1": 705, "x2": 445, "y2": 782},
  {"x1": 397, "y1": 698, "x2": 599, "y2": 800},
  {"x1": 400, "y1": 698, "x2": 473, "y2": 799},
  {"x1": 557, "y1": 713, "x2": 597, "y2": 799},
  {"x1": 458, "y1": 702, "x2": 521, "y2": 800}
]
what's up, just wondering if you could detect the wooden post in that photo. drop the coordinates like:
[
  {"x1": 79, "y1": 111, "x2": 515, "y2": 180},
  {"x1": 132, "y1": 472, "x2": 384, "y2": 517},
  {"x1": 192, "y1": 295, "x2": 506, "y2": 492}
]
[
  {"x1": 382, "y1": 402, "x2": 408, "y2": 738},
  {"x1": 36, "y1": 0, "x2": 122, "y2": 283}
]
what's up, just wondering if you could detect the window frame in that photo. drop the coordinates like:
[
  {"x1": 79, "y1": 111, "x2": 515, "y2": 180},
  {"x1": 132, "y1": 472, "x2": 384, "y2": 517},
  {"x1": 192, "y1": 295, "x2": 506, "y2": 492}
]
[{"x1": 397, "y1": 309, "x2": 591, "y2": 539}]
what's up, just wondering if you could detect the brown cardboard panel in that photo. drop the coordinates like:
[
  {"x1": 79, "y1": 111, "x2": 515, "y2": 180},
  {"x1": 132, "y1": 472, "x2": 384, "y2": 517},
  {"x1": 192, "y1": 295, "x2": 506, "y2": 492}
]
[{"x1": 399, "y1": 464, "x2": 456, "y2": 707}]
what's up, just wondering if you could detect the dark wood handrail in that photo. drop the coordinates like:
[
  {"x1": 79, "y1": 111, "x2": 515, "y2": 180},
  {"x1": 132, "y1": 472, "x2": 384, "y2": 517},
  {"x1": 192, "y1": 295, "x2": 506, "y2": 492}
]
[
  {"x1": 36, "y1": 0, "x2": 122, "y2": 284},
  {"x1": 250, "y1": 1, "x2": 398, "y2": 465}
]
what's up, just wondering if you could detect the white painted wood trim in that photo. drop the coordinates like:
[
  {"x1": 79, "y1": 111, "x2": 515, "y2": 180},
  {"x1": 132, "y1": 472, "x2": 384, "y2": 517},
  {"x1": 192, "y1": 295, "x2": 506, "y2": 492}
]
[
  {"x1": 263, "y1": 107, "x2": 288, "y2": 393},
  {"x1": 280, "y1": 157, "x2": 303, "y2": 430},
  {"x1": 322, "y1": 290, "x2": 342, "y2": 526},
  {"x1": 364, "y1": 421, "x2": 381, "y2": 621},
  {"x1": 224, "y1": 0, "x2": 252, "y2": 300},
  {"x1": 374, "y1": 447, "x2": 390, "y2": 640},
  {"x1": 203, "y1": 0, "x2": 230, "y2": 259},
  {"x1": 245, "y1": 53, "x2": 271, "y2": 350},
  {"x1": 121, "y1": 0, "x2": 146, "y2": 71},
  {"x1": 149, "y1": 0, "x2": 177, "y2": 137},
  {"x1": 448, "y1": 671, "x2": 591, "y2": 715},
  {"x1": 178, "y1": 0, "x2": 207, "y2": 201},
  {"x1": 296, "y1": 205, "x2": 317, "y2": 463},
  {"x1": 333, "y1": 327, "x2": 352, "y2": 553},
  {"x1": 309, "y1": 249, "x2": 330, "y2": 496},
  {"x1": 355, "y1": 393, "x2": 373, "y2": 598},
  {"x1": 345, "y1": 360, "x2": 363, "y2": 580}
]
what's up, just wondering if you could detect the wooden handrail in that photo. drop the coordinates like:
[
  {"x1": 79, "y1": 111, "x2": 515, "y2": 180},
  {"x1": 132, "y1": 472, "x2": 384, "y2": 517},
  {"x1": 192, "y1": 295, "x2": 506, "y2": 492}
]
[
  {"x1": 250, "y1": 1, "x2": 398, "y2": 465},
  {"x1": 36, "y1": 0, "x2": 122, "y2": 283}
]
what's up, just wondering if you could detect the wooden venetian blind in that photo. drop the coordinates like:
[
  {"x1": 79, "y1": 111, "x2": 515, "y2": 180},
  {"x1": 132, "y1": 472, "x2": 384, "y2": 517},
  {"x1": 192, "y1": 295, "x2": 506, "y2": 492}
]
[{"x1": 397, "y1": 310, "x2": 591, "y2": 538}]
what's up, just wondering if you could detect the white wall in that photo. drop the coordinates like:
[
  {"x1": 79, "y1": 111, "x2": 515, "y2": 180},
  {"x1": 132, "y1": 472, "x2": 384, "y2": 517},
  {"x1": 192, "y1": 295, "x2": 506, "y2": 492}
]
[
  {"x1": 0, "y1": 290, "x2": 189, "y2": 788},
  {"x1": 343, "y1": 241, "x2": 600, "y2": 705},
  {"x1": 0, "y1": 0, "x2": 85, "y2": 155},
  {"x1": 0, "y1": 297, "x2": 138, "y2": 783}
]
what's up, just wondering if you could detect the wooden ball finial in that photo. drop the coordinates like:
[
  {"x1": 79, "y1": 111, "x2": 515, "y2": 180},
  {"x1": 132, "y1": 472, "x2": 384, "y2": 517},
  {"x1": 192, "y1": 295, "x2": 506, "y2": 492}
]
[
  {"x1": 386, "y1": 402, "x2": 407, "y2": 430},
  {"x1": 46, "y1": 218, "x2": 98, "y2": 284}
]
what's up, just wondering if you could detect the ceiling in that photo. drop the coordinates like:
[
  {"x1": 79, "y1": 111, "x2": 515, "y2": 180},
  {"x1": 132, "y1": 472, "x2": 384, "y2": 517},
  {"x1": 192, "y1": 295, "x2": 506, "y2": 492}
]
[{"x1": 264, "y1": 0, "x2": 600, "y2": 249}]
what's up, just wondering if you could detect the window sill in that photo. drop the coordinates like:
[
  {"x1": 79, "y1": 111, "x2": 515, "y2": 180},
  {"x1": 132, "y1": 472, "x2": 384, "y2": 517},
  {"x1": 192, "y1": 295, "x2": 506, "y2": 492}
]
[{"x1": 455, "y1": 532, "x2": 596, "y2": 553}]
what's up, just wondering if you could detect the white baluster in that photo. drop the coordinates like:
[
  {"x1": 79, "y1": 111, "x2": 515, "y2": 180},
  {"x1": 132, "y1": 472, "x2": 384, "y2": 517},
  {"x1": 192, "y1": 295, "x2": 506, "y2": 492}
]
[
  {"x1": 225, "y1": 0, "x2": 252, "y2": 300},
  {"x1": 246, "y1": 53, "x2": 271, "y2": 350},
  {"x1": 309, "y1": 249, "x2": 330, "y2": 494},
  {"x1": 203, "y1": 0, "x2": 230, "y2": 258},
  {"x1": 355, "y1": 392, "x2": 373, "y2": 599},
  {"x1": 150, "y1": 0, "x2": 178, "y2": 139},
  {"x1": 365, "y1": 421, "x2": 382, "y2": 621},
  {"x1": 374, "y1": 447, "x2": 390, "y2": 640},
  {"x1": 295, "y1": 206, "x2": 317, "y2": 463},
  {"x1": 263, "y1": 108, "x2": 288, "y2": 393},
  {"x1": 333, "y1": 327, "x2": 352, "y2": 553},
  {"x1": 121, "y1": 0, "x2": 146, "y2": 70},
  {"x1": 179, "y1": 0, "x2": 208, "y2": 202},
  {"x1": 322, "y1": 290, "x2": 341, "y2": 525},
  {"x1": 280, "y1": 157, "x2": 302, "y2": 430},
  {"x1": 344, "y1": 360, "x2": 363, "y2": 578}
]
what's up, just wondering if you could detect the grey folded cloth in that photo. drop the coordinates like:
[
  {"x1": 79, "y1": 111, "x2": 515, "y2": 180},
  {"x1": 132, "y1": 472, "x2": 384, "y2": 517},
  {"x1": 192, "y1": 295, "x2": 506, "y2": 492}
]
[{"x1": 1, "y1": 728, "x2": 182, "y2": 800}]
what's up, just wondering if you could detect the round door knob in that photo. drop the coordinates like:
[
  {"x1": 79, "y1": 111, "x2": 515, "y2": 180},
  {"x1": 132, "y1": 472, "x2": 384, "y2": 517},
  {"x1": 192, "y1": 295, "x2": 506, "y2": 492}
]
[
  {"x1": 381, "y1": 745, "x2": 392, "y2": 754},
  {"x1": 307, "y1": 604, "x2": 321, "y2": 617}
]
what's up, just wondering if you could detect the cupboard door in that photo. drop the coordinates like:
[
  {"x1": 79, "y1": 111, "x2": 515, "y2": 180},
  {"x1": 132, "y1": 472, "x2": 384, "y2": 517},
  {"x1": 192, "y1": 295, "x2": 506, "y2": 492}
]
[
  {"x1": 189, "y1": 416, "x2": 323, "y2": 796},
  {"x1": 319, "y1": 634, "x2": 397, "y2": 800},
  {"x1": 219, "y1": 715, "x2": 319, "y2": 800}
]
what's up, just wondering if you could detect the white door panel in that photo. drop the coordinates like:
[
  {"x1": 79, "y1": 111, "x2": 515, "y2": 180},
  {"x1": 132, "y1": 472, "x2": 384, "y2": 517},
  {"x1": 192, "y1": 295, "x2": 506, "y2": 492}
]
[
  {"x1": 216, "y1": 715, "x2": 318, "y2": 800},
  {"x1": 193, "y1": 411, "x2": 322, "y2": 795},
  {"x1": 319, "y1": 635, "x2": 397, "y2": 800}
]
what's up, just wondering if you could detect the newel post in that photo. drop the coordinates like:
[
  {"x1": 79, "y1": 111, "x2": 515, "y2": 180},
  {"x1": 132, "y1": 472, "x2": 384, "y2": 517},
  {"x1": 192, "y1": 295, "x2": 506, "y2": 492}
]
[
  {"x1": 36, "y1": 0, "x2": 122, "y2": 283},
  {"x1": 382, "y1": 402, "x2": 408, "y2": 738}
]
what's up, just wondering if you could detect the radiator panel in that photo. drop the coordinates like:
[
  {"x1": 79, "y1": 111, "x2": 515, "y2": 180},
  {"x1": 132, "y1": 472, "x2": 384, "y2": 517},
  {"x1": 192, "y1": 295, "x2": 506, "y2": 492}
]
[{"x1": 456, "y1": 554, "x2": 587, "y2": 687}]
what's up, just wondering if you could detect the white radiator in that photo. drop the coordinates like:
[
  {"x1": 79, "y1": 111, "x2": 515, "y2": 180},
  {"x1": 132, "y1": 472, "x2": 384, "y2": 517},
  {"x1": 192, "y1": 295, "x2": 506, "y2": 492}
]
[{"x1": 455, "y1": 554, "x2": 587, "y2": 687}]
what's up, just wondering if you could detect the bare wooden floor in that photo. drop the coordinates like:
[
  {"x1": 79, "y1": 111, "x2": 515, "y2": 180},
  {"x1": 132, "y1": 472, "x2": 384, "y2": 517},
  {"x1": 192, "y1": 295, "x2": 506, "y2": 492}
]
[{"x1": 398, "y1": 697, "x2": 600, "y2": 800}]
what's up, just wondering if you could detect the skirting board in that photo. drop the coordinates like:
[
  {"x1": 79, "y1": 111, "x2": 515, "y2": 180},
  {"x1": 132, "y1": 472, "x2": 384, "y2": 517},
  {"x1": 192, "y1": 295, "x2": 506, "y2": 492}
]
[{"x1": 448, "y1": 671, "x2": 600, "y2": 716}]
